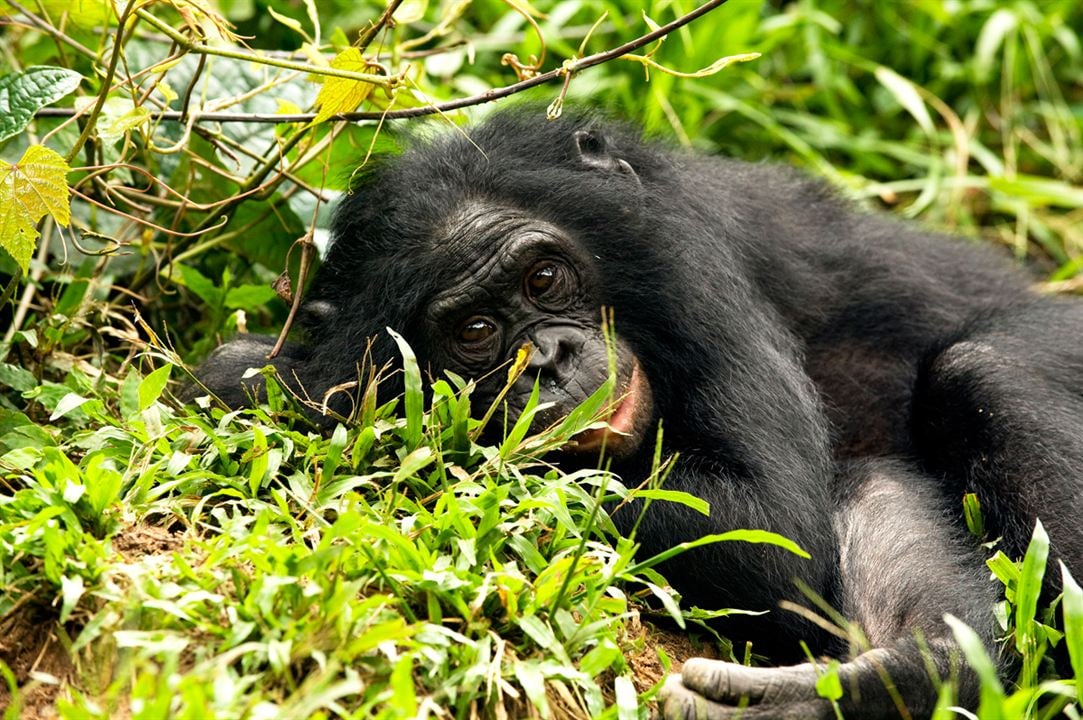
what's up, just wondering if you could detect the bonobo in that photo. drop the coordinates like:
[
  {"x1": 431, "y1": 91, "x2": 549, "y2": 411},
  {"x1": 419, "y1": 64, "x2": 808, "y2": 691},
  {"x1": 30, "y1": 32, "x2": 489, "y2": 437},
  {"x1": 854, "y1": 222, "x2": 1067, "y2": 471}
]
[{"x1": 194, "y1": 108, "x2": 1083, "y2": 719}]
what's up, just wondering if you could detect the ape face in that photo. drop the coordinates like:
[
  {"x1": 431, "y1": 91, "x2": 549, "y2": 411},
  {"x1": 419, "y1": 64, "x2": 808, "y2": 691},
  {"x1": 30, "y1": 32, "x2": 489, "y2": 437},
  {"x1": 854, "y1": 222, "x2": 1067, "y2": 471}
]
[{"x1": 421, "y1": 202, "x2": 654, "y2": 458}]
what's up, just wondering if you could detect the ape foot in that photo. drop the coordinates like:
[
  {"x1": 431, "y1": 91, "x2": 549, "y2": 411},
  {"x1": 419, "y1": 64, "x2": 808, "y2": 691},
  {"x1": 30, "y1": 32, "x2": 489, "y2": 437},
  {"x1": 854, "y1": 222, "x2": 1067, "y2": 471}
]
[{"x1": 658, "y1": 659, "x2": 835, "y2": 720}]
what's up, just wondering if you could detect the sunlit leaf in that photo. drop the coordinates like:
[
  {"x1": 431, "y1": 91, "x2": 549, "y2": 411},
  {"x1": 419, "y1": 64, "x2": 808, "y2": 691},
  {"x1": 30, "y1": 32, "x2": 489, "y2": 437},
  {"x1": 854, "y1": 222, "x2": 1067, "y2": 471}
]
[
  {"x1": 138, "y1": 365, "x2": 173, "y2": 411},
  {"x1": 313, "y1": 48, "x2": 375, "y2": 124},
  {"x1": 0, "y1": 144, "x2": 71, "y2": 273}
]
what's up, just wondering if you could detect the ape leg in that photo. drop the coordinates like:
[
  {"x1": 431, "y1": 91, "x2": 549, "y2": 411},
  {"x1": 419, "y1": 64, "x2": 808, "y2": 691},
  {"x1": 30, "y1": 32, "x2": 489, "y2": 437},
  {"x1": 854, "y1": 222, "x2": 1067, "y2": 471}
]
[
  {"x1": 913, "y1": 300, "x2": 1083, "y2": 571},
  {"x1": 659, "y1": 461, "x2": 996, "y2": 720}
]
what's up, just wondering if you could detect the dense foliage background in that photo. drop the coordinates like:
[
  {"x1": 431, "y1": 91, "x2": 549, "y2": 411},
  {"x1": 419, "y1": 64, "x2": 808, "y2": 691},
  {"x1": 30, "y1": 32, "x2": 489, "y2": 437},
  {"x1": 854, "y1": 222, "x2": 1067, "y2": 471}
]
[{"x1": 1, "y1": 0, "x2": 1081, "y2": 718}]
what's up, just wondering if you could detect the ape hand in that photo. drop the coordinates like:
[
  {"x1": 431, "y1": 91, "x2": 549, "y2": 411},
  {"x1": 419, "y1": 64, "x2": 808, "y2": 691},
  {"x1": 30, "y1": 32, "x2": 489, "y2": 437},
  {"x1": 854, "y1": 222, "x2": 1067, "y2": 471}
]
[
  {"x1": 659, "y1": 659, "x2": 836, "y2": 720},
  {"x1": 659, "y1": 648, "x2": 931, "y2": 720}
]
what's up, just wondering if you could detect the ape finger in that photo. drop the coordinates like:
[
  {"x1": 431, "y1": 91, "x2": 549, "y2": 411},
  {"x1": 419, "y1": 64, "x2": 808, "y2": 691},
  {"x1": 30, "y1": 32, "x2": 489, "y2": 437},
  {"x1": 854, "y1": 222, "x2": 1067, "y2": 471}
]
[
  {"x1": 680, "y1": 657, "x2": 821, "y2": 704},
  {"x1": 659, "y1": 673, "x2": 832, "y2": 720}
]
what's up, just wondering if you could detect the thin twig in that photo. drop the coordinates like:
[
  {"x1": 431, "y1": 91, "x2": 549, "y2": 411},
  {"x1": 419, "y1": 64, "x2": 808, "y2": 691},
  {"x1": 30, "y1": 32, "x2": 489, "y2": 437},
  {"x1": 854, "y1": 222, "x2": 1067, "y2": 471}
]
[
  {"x1": 35, "y1": 0, "x2": 732, "y2": 126},
  {"x1": 356, "y1": 0, "x2": 404, "y2": 54},
  {"x1": 134, "y1": 8, "x2": 394, "y2": 87}
]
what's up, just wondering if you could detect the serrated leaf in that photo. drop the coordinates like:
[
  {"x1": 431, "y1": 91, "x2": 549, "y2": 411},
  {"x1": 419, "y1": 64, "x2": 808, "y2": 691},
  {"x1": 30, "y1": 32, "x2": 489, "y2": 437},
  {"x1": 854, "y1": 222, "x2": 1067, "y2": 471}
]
[
  {"x1": 0, "y1": 144, "x2": 71, "y2": 273},
  {"x1": 313, "y1": 48, "x2": 375, "y2": 124},
  {"x1": 0, "y1": 66, "x2": 83, "y2": 143}
]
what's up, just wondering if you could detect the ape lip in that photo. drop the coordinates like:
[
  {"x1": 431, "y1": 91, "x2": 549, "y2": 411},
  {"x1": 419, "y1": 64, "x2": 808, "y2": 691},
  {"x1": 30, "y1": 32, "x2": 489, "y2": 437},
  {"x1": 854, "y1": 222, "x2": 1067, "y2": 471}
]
[{"x1": 569, "y1": 362, "x2": 643, "y2": 453}]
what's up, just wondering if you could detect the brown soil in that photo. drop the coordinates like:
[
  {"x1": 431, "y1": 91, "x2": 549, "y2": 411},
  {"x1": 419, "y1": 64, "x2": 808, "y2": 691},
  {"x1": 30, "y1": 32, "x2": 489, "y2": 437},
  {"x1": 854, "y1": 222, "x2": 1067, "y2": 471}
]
[
  {"x1": 0, "y1": 601, "x2": 71, "y2": 719},
  {"x1": 0, "y1": 523, "x2": 182, "y2": 717},
  {"x1": 628, "y1": 620, "x2": 725, "y2": 693}
]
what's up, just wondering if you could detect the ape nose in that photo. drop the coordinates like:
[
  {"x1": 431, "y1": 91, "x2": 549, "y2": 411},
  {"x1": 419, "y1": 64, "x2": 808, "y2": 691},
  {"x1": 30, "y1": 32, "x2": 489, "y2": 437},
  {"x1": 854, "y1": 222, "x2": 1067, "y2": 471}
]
[{"x1": 527, "y1": 326, "x2": 581, "y2": 382}]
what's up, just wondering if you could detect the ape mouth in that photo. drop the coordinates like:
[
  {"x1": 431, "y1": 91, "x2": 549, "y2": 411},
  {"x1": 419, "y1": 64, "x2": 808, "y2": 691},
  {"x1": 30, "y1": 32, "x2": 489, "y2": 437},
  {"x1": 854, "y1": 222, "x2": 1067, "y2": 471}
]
[{"x1": 566, "y1": 360, "x2": 648, "y2": 456}]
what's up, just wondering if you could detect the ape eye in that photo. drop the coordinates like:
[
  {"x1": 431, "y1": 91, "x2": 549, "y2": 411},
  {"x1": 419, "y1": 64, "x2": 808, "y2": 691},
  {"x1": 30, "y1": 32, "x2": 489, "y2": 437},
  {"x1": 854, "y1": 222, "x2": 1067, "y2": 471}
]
[
  {"x1": 523, "y1": 260, "x2": 572, "y2": 307},
  {"x1": 458, "y1": 317, "x2": 497, "y2": 345}
]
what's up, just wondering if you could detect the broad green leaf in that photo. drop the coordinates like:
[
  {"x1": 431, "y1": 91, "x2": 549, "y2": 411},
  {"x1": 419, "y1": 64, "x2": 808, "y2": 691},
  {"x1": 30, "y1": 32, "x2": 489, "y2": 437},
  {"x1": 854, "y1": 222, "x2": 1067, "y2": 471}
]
[
  {"x1": 224, "y1": 283, "x2": 278, "y2": 310},
  {"x1": 138, "y1": 364, "x2": 173, "y2": 411},
  {"x1": 312, "y1": 48, "x2": 375, "y2": 124},
  {"x1": 0, "y1": 361, "x2": 37, "y2": 392},
  {"x1": 0, "y1": 66, "x2": 82, "y2": 143},
  {"x1": 392, "y1": 446, "x2": 434, "y2": 484},
  {"x1": 0, "y1": 144, "x2": 71, "y2": 273},
  {"x1": 49, "y1": 392, "x2": 91, "y2": 421}
]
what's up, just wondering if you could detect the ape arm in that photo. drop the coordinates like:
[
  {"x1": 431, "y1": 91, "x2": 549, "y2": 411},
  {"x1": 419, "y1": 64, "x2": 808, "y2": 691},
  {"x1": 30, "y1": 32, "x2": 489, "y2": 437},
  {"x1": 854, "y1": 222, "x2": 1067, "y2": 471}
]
[
  {"x1": 621, "y1": 459, "x2": 839, "y2": 657},
  {"x1": 186, "y1": 335, "x2": 312, "y2": 409},
  {"x1": 658, "y1": 461, "x2": 998, "y2": 719}
]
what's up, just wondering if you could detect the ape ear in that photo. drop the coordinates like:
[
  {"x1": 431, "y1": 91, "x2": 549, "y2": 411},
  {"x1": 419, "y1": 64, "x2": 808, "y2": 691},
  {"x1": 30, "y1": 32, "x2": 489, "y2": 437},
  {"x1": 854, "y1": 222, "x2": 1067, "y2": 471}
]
[{"x1": 573, "y1": 129, "x2": 640, "y2": 184}]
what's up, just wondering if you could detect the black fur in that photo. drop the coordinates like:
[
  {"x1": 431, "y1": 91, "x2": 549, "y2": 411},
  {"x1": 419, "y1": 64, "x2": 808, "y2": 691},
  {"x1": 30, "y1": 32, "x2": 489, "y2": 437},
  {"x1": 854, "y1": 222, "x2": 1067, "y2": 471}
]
[{"x1": 194, "y1": 108, "x2": 1083, "y2": 718}]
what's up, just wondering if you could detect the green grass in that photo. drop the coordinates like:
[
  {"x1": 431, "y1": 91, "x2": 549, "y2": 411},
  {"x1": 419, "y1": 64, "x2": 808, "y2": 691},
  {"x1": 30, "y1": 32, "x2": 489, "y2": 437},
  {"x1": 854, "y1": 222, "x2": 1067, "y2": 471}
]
[
  {"x1": 1, "y1": 0, "x2": 1082, "y2": 717},
  {"x1": 0, "y1": 343, "x2": 803, "y2": 718}
]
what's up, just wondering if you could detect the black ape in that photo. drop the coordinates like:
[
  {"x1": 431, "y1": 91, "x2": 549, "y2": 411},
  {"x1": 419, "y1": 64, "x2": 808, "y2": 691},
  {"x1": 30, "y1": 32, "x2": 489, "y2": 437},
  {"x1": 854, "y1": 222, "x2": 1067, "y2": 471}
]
[{"x1": 194, "y1": 109, "x2": 1083, "y2": 719}]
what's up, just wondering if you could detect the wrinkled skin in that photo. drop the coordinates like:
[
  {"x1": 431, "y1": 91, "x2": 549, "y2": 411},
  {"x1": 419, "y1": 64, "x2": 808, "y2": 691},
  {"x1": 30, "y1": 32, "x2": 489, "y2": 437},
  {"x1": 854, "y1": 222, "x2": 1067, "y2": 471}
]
[{"x1": 193, "y1": 109, "x2": 1083, "y2": 719}]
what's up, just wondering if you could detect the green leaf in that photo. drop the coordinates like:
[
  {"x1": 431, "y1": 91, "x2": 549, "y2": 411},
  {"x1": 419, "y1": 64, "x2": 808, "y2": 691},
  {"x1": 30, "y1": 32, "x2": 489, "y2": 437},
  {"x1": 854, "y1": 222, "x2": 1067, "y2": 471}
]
[
  {"x1": 1061, "y1": 562, "x2": 1083, "y2": 684},
  {"x1": 944, "y1": 614, "x2": 1004, "y2": 719},
  {"x1": 224, "y1": 283, "x2": 278, "y2": 310},
  {"x1": 614, "y1": 674, "x2": 638, "y2": 720},
  {"x1": 0, "y1": 66, "x2": 83, "y2": 143},
  {"x1": 874, "y1": 66, "x2": 934, "y2": 136},
  {"x1": 1016, "y1": 520, "x2": 1049, "y2": 634},
  {"x1": 49, "y1": 392, "x2": 90, "y2": 421},
  {"x1": 629, "y1": 529, "x2": 809, "y2": 575},
  {"x1": 632, "y1": 488, "x2": 710, "y2": 516},
  {"x1": 138, "y1": 365, "x2": 173, "y2": 411},
  {"x1": 989, "y1": 175, "x2": 1083, "y2": 208},
  {"x1": 174, "y1": 264, "x2": 222, "y2": 306},
  {"x1": 962, "y1": 492, "x2": 984, "y2": 537},
  {"x1": 312, "y1": 48, "x2": 375, "y2": 124},
  {"x1": 815, "y1": 660, "x2": 843, "y2": 701},
  {"x1": 388, "y1": 329, "x2": 423, "y2": 448},
  {"x1": 59, "y1": 574, "x2": 84, "y2": 624},
  {"x1": 0, "y1": 361, "x2": 37, "y2": 392}
]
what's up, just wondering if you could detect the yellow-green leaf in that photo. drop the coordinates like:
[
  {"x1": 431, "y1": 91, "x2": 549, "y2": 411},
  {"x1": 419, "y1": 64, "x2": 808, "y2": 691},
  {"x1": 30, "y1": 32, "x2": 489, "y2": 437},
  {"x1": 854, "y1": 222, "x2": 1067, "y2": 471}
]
[
  {"x1": 312, "y1": 48, "x2": 375, "y2": 124},
  {"x1": 0, "y1": 144, "x2": 71, "y2": 273}
]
